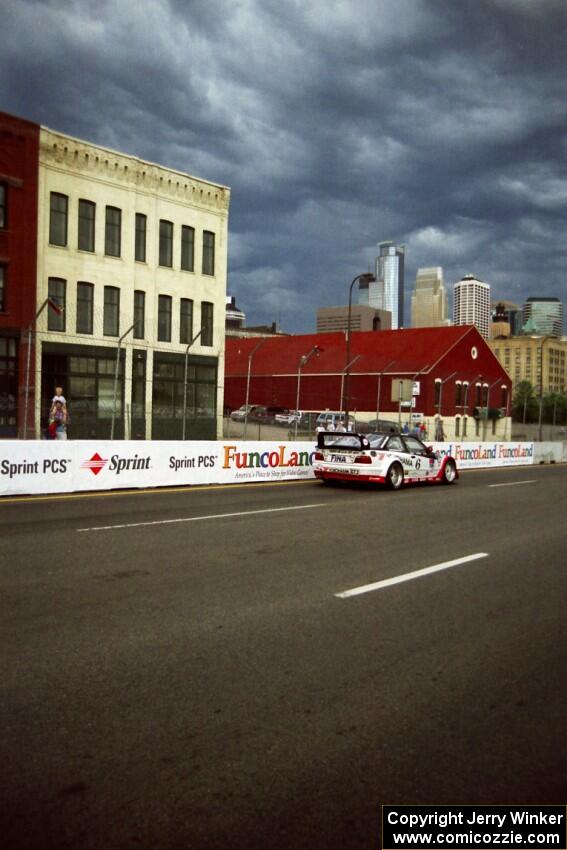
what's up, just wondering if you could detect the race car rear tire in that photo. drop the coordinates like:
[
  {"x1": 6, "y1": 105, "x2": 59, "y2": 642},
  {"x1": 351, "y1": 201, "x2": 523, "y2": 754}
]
[
  {"x1": 441, "y1": 459, "x2": 457, "y2": 484},
  {"x1": 386, "y1": 462, "x2": 404, "y2": 490}
]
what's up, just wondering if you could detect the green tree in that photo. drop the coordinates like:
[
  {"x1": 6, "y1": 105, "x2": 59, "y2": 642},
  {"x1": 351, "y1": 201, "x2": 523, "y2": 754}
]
[
  {"x1": 512, "y1": 380, "x2": 538, "y2": 423},
  {"x1": 542, "y1": 392, "x2": 567, "y2": 425}
]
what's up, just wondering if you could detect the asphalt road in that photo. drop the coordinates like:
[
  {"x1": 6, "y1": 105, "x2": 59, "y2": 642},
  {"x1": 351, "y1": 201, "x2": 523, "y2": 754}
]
[{"x1": 1, "y1": 465, "x2": 566, "y2": 849}]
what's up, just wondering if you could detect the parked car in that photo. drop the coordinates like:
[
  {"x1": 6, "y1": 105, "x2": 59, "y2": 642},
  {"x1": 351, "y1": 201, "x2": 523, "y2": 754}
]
[
  {"x1": 274, "y1": 409, "x2": 302, "y2": 425},
  {"x1": 356, "y1": 418, "x2": 399, "y2": 434},
  {"x1": 248, "y1": 405, "x2": 289, "y2": 423},
  {"x1": 313, "y1": 430, "x2": 458, "y2": 489},
  {"x1": 230, "y1": 404, "x2": 259, "y2": 422},
  {"x1": 315, "y1": 411, "x2": 355, "y2": 431}
]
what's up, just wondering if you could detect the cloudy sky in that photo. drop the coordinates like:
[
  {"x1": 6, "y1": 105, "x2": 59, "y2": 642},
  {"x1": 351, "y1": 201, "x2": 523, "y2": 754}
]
[{"x1": 2, "y1": 0, "x2": 566, "y2": 332}]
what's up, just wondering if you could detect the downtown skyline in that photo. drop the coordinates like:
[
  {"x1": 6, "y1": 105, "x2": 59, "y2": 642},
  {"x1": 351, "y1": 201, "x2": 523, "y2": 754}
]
[{"x1": 1, "y1": 0, "x2": 566, "y2": 333}]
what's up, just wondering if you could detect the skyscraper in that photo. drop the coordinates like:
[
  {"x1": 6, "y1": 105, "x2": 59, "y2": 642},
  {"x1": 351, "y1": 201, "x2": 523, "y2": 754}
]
[
  {"x1": 521, "y1": 297, "x2": 564, "y2": 337},
  {"x1": 411, "y1": 266, "x2": 449, "y2": 328},
  {"x1": 453, "y1": 274, "x2": 491, "y2": 339},
  {"x1": 359, "y1": 241, "x2": 405, "y2": 328}
]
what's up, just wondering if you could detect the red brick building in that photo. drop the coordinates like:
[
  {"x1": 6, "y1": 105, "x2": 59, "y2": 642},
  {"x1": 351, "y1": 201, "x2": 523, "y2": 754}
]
[
  {"x1": 225, "y1": 326, "x2": 512, "y2": 440},
  {"x1": 0, "y1": 112, "x2": 40, "y2": 436}
]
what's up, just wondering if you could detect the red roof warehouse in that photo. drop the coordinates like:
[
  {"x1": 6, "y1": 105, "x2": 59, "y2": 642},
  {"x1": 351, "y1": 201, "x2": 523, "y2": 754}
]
[{"x1": 225, "y1": 326, "x2": 512, "y2": 439}]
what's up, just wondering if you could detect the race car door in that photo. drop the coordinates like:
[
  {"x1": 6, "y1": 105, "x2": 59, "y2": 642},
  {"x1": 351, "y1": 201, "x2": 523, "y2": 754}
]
[{"x1": 401, "y1": 435, "x2": 434, "y2": 481}]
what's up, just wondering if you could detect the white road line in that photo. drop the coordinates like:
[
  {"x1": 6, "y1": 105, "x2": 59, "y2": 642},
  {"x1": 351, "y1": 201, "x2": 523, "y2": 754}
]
[
  {"x1": 335, "y1": 552, "x2": 489, "y2": 598},
  {"x1": 77, "y1": 502, "x2": 326, "y2": 532},
  {"x1": 488, "y1": 480, "x2": 536, "y2": 488}
]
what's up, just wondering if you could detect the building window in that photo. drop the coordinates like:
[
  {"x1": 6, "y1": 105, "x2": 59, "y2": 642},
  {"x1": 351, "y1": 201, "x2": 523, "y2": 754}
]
[
  {"x1": 0, "y1": 337, "x2": 17, "y2": 430},
  {"x1": 76, "y1": 282, "x2": 94, "y2": 334},
  {"x1": 455, "y1": 381, "x2": 462, "y2": 406},
  {"x1": 105, "y1": 206, "x2": 121, "y2": 257},
  {"x1": 134, "y1": 290, "x2": 145, "y2": 339},
  {"x1": 135, "y1": 213, "x2": 147, "y2": 262},
  {"x1": 159, "y1": 220, "x2": 173, "y2": 268},
  {"x1": 103, "y1": 286, "x2": 120, "y2": 336},
  {"x1": 78, "y1": 200, "x2": 95, "y2": 252},
  {"x1": 201, "y1": 301, "x2": 214, "y2": 346},
  {"x1": 434, "y1": 379, "x2": 441, "y2": 408},
  {"x1": 49, "y1": 192, "x2": 68, "y2": 246},
  {"x1": 180, "y1": 298, "x2": 194, "y2": 344},
  {"x1": 181, "y1": 225, "x2": 195, "y2": 271},
  {"x1": 501, "y1": 385, "x2": 508, "y2": 410},
  {"x1": 0, "y1": 265, "x2": 5, "y2": 311},
  {"x1": 455, "y1": 416, "x2": 460, "y2": 437},
  {"x1": 202, "y1": 231, "x2": 215, "y2": 275},
  {"x1": 462, "y1": 415, "x2": 468, "y2": 437},
  {"x1": 0, "y1": 184, "x2": 6, "y2": 229},
  {"x1": 158, "y1": 294, "x2": 172, "y2": 342},
  {"x1": 475, "y1": 383, "x2": 482, "y2": 407},
  {"x1": 48, "y1": 278, "x2": 66, "y2": 331},
  {"x1": 482, "y1": 384, "x2": 489, "y2": 407}
]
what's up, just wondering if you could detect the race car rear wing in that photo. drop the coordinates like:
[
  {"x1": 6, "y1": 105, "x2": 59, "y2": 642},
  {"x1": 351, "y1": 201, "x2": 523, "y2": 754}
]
[{"x1": 316, "y1": 432, "x2": 369, "y2": 450}]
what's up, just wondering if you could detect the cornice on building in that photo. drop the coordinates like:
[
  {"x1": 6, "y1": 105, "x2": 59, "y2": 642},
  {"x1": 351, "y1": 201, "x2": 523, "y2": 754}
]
[{"x1": 39, "y1": 126, "x2": 230, "y2": 213}]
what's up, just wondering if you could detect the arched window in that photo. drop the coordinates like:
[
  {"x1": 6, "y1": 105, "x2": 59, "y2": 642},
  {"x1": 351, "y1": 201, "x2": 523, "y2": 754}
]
[
  {"x1": 434, "y1": 379, "x2": 441, "y2": 408},
  {"x1": 455, "y1": 381, "x2": 462, "y2": 407},
  {"x1": 462, "y1": 415, "x2": 468, "y2": 437}
]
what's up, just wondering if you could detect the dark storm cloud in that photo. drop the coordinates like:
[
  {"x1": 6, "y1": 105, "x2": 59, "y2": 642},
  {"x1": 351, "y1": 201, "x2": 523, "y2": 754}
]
[{"x1": 2, "y1": 0, "x2": 566, "y2": 330}]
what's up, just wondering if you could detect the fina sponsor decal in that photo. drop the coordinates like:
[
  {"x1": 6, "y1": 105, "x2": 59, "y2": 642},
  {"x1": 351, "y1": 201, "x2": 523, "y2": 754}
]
[{"x1": 81, "y1": 452, "x2": 151, "y2": 476}]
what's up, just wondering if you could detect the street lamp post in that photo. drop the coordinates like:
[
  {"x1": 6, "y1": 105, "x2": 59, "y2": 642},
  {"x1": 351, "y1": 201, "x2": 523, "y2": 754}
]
[
  {"x1": 538, "y1": 335, "x2": 553, "y2": 441},
  {"x1": 343, "y1": 272, "x2": 376, "y2": 426},
  {"x1": 182, "y1": 329, "x2": 203, "y2": 440},
  {"x1": 294, "y1": 346, "x2": 321, "y2": 440},
  {"x1": 340, "y1": 355, "x2": 362, "y2": 411},
  {"x1": 244, "y1": 338, "x2": 267, "y2": 440},
  {"x1": 375, "y1": 359, "x2": 396, "y2": 424},
  {"x1": 436, "y1": 371, "x2": 457, "y2": 438},
  {"x1": 484, "y1": 378, "x2": 504, "y2": 441},
  {"x1": 23, "y1": 296, "x2": 64, "y2": 439},
  {"x1": 408, "y1": 364, "x2": 430, "y2": 429},
  {"x1": 111, "y1": 323, "x2": 136, "y2": 440}
]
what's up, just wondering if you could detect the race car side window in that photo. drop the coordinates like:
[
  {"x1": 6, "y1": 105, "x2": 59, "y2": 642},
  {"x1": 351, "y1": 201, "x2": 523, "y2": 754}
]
[
  {"x1": 386, "y1": 436, "x2": 404, "y2": 452},
  {"x1": 403, "y1": 436, "x2": 428, "y2": 455}
]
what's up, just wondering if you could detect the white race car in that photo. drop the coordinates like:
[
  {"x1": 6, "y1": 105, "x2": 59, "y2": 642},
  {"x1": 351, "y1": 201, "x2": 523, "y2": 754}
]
[{"x1": 313, "y1": 430, "x2": 458, "y2": 489}]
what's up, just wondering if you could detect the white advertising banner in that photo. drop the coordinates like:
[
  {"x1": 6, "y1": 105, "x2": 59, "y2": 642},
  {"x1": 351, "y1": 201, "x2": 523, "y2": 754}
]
[
  {"x1": 0, "y1": 439, "x2": 539, "y2": 497},
  {"x1": 432, "y1": 441, "x2": 535, "y2": 469},
  {"x1": 0, "y1": 440, "x2": 318, "y2": 497}
]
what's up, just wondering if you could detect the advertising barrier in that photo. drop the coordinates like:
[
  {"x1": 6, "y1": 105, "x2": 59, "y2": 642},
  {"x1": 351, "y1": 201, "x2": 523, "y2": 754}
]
[
  {"x1": 0, "y1": 440, "x2": 317, "y2": 497},
  {"x1": 0, "y1": 439, "x2": 556, "y2": 498}
]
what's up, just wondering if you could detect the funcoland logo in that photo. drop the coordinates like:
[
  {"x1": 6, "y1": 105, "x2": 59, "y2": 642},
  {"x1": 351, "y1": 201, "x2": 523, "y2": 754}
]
[{"x1": 81, "y1": 453, "x2": 108, "y2": 475}]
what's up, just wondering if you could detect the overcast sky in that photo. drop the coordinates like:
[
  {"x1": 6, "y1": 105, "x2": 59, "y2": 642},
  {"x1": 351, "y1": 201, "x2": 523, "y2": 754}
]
[{"x1": 2, "y1": 0, "x2": 566, "y2": 332}]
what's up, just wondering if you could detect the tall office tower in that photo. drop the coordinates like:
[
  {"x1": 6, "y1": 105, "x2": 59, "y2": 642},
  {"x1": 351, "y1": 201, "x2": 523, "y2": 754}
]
[
  {"x1": 358, "y1": 241, "x2": 404, "y2": 328},
  {"x1": 453, "y1": 274, "x2": 491, "y2": 339},
  {"x1": 411, "y1": 266, "x2": 449, "y2": 327},
  {"x1": 491, "y1": 300, "x2": 521, "y2": 336},
  {"x1": 521, "y1": 297, "x2": 564, "y2": 337}
]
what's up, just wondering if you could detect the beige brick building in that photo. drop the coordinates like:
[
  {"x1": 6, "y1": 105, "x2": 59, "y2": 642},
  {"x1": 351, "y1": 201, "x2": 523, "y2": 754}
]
[
  {"x1": 34, "y1": 125, "x2": 230, "y2": 439},
  {"x1": 316, "y1": 305, "x2": 391, "y2": 333},
  {"x1": 489, "y1": 335, "x2": 567, "y2": 395}
]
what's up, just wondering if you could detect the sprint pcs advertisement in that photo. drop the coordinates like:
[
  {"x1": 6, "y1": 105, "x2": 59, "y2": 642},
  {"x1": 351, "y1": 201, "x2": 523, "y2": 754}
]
[
  {"x1": 0, "y1": 440, "x2": 536, "y2": 497},
  {"x1": 0, "y1": 441, "x2": 318, "y2": 496}
]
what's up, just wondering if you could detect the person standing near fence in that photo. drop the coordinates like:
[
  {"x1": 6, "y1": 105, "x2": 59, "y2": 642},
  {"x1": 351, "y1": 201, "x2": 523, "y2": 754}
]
[{"x1": 49, "y1": 400, "x2": 68, "y2": 440}]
